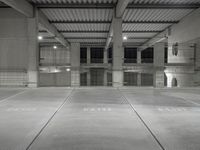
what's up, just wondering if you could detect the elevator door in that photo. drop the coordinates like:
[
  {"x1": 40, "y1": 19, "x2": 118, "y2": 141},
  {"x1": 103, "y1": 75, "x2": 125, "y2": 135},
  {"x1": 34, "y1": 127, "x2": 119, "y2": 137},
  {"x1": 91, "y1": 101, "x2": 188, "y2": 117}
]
[{"x1": 90, "y1": 69, "x2": 104, "y2": 86}]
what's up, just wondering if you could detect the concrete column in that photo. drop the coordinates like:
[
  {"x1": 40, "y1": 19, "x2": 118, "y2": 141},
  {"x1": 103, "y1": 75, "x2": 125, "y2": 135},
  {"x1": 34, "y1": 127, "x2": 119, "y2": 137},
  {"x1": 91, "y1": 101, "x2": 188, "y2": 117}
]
[
  {"x1": 87, "y1": 70, "x2": 91, "y2": 86},
  {"x1": 104, "y1": 49, "x2": 108, "y2": 64},
  {"x1": 195, "y1": 39, "x2": 200, "y2": 68},
  {"x1": 154, "y1": 42, "x2": 165, "y2": 88},
  {"x1": 137, "y1": 50, "x2": 141, "y2": 64},
  {"x1": 104, "y1": 70, "x2": 107, "y2": 86},
  {"x1": 27, "y1": 11, "x2": 39, "y2": 88},
  {"x1": 70, "y1": 43, "x2": 80, "y2": 87},
  {"x1": 87, "y1": 47, "x2": 90, "y2": 64},
  {"x1": 194, "y1": 39, "x2": 200, "y2": 86},
  {"x1": 112, "y1": 17, "x2": 123, "y2": 87},
  {"x1": 137, "y1": 49, "x2": 142, "y2": 86},
  {"x1": 137, "y1": 73, "x2": 141, "y2": 86}
]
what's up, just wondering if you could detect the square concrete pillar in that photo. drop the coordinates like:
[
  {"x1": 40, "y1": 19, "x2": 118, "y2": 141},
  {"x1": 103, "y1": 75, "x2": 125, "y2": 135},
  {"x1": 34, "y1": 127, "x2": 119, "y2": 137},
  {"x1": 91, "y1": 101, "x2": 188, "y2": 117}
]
[
  {"x1": 104, "y1": 49, "x2": 108, "y2": 64},
  {"x1": 87, "y1": 47, "x2": 91, "y2": 64},
  {"x1": 112, "y1": 17, "x2": 123, "y2": 87},
  {"x1": 71, "y1": 43, "x2": 80, "y2": 87},
  {"x1": 195, "y1": 39, "x2": 200, "y2": 68},
  {"x1": 137, "y1": 73, "x2": 141, "y2": 86},
  {"x1": 104, "y1": 70, "x2": 107, "y2": 86},
  {"x1": 87, "y1": 70, "x2": 91, "y2": 86},
  {"x1": 137, "y1": 50, "x2": 141, "y2": 64},
  {"x1": 154, "y1": 42, "x2": 165, "y2": 88},
  {"x1": 113, "y1": 71, "x2": 123, "y2": 87},
  {"x1": 27, "y1": 12, "x2": 39, "y2": 88}
]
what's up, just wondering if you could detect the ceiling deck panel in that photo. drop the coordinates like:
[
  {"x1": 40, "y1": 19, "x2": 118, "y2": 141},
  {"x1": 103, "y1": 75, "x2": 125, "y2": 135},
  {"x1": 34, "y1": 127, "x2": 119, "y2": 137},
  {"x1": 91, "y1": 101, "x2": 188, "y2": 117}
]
[
  {"x1": 129, "y1": 0, "x2": 200, "y2": 5},
  {"x1": 122, "y1": 23, "x2": 172, "y2": 31},
  {"x1": 123, "y1": 9, "x2": 194, "y2": 22},
  {"x1": 62, "y1": 32, "x2": 107, "y2": 38},
  {"x1": 123, "y1": 32, "x2": 157, "y2": 38},
  {"x1": 68, "y1": 38, "x2": 106, "y2": 43},
  {"x1": 29, "y1": 0, "x2": 117, "y2": 4},
  {"x1": 41, "y1": 8, "x2": 113, "y2": 21},
  {"x1": 54, "y1": 23, "x2": 110, "y2": 31}
]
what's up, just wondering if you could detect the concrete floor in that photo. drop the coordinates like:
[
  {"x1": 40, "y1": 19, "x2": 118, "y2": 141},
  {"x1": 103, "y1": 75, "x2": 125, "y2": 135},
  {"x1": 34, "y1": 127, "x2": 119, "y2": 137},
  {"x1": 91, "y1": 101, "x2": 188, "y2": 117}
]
[{"x1": 0, "y1": 88, "x2": 200, "y2": 150}]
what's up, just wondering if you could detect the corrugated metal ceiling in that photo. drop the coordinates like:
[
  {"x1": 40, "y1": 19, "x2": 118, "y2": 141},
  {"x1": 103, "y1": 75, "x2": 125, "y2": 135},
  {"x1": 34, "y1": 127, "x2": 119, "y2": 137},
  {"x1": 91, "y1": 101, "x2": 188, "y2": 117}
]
[
  {"x1": 62, "y1": 32, "x2": 107, "y2": 38},
  {"x1": 123, "y1": 9, "x2": 194, "y2": 22},
  {"x1": 41, "y1": 9, "x2": 113, "y2": 21},
  {"x1": 29, "y1": 0, "x2": 117, "y2": 4},
  {"x1": 122, "y1": 23, "x2": 172, "y2": 31},
  {"x1": 34, "y1": 0, "x2": 200, "y2": 46},
  {"x1": 68, "y1": 38, "x2": 106, "y2": 43},
  {"x1": 129, "y1": 0, "x2": 200, "y2": 4},
  {"x1": 54, "y1": 23, "x2": 110, "y2": 31},
  {"x1": 30, "y1": 0, "x2": 200, "y2": 4},
  {"x1": 125, "y1": 38, "x2": 148, "y2": 43},
  {"x1": 123, "y1": 32, "x2": 158, "y2": 38}
]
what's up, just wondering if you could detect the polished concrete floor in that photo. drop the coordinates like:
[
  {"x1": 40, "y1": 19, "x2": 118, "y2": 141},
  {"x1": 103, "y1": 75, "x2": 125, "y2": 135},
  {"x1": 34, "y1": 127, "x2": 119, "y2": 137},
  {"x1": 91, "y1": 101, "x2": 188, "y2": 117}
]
[{"x1": 0, "y1": 87, "x2": 200, "y2": 150}]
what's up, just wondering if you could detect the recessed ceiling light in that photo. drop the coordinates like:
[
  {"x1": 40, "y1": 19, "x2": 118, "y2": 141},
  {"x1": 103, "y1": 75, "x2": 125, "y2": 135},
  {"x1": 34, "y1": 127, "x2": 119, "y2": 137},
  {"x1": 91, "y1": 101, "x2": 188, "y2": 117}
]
[
  {"x1": 38, "y1": 36, "x2": 43, "y2": 40},
  {"x1": 66, "y1": 68, "x2": 71, "y2": 72},
  {"x1": 123, "y1": 36, "x2": 128, "y2": 40},
  {"x1": 53, "y1": 45, "x2": 57, "y2": 49}
]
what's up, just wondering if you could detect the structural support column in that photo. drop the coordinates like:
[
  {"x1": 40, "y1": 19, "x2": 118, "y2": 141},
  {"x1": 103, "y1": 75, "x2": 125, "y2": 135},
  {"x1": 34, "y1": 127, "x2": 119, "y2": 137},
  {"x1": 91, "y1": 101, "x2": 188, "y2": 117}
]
[
  {"x1": 87, "y1": 47, "x2": 90, "y2": 64},
  {"x1": 154, "y1": 42, "x2": 165, "y2": 88},
  {"x1": 104, "y1": 69, "x2": 107, "y2": 86},
  {"x1": 71, "y1": 43, "x2": 80, "y2": 87},
  {"x1": 87, "y1": 70, "x2": 91, "y2": 86},
  {"x1": 27, "y1": 11, "x2": 39, "y2": 88},
  {"x1": 104, "y1": 49, "x2": 108, "y2": 64},
  {"x1": 137, "y1": 49, "x2": 141, "y2": 86},
  {"x1": 112, "y1": 17, "x2": 123, "y2": 87}
]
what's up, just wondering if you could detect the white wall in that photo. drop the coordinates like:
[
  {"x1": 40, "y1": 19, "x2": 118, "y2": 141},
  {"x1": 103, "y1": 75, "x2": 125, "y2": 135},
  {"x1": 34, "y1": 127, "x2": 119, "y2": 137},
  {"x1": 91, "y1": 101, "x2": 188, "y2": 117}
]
[
  {"x1": 168, "y1": 8, "x2": 200, "y2": 44},
  {"x1": 166, "y1": 8, "x2": 200, "y2": 87},
  {"x1": 39, "y1": 72, "x2": 71, "y2": 87}
]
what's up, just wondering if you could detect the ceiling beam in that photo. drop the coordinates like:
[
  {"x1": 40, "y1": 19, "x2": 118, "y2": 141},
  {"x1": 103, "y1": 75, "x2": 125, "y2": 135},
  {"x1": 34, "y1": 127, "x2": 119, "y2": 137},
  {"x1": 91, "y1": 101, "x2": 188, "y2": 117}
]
[
  {"x1": 0, "y1": 0, "x2": 33, "y2": 17},
  {"x1": 36, "y1": 4, "x2": 114, "y2": 9},
  {"x1": 35, "y1": 3, "x2": 200, "y2": 9},
  {"x1": 38, "y1": 10, "x2": 69, "y2": 47},
  {"x1": 40, "y1": 30, "x2": 161, "y2": 33},
  {"x1": 116, "y1": 0, "x2": 130, "y2": 18},
  {"x1": 44, "y1": 37, "x2": 150, "y2": 40},
  {"x1": 127, "y1": 4, "x2": 200, "y2": 9},
  {"x1": 123, "y1": 21, "x2": 178, "y2": 24},
  {"x1": 0, "y1": 0, "x2": 69, "y2": 47},
  {"x1": 45, "y1": 37, "x2": 106, "y2": 40},
  {"x1": 138, "y1": 30, "x2": 168, "y2": 51},
  {"x1": 50, "y1": 20, "x2": 178, "y2": 24},
  {"x1": 105, "y1": 0, "x2": 131, "y2": 50},
  {"x1": 50, "y1": 21, "x2": 111, "y2": 24}
]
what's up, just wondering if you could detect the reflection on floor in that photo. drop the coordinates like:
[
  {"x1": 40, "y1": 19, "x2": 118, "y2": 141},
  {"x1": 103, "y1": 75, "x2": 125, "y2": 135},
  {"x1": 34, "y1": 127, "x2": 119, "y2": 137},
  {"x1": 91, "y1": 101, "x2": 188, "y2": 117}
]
[{"x1": 0, "y1": 87, "x2": 200, "y2": 150}]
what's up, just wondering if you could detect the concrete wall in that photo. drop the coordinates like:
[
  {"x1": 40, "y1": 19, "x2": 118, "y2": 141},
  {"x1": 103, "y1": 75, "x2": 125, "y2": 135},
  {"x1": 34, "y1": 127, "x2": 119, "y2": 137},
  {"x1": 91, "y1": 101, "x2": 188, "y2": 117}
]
[
  {"x1": 168, "y1": 8, "x2": 200, "y2": 44},
  {"x1": 166, "y1": 8, "x2": 200, "y2": 87},
  {"x1": 166, "y1": 73, "x2": 194, "y2": 87},
  {"x1": 168, "y1": 43, "x2": 195, "y2": 64},
  {"x1": 40, "y1": 46, "x2": 70, "y2": 65},
  {"x1": 0, "y1": 8, "x2": 28, "y2": 69},
  {"x1": 39, "y1": 72, "x2": 71, "y2": 87},
  {"x1": 0, "y1": 8, "x2": 30, "y2": 86}
]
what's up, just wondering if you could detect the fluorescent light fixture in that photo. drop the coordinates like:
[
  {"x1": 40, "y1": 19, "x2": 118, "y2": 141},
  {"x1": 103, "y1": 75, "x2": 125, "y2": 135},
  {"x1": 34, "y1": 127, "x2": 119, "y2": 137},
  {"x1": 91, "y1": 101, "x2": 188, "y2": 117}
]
[
  {"x1": 38, "y1": 36, "x2": 43, "y2": 40},
  {"x1": 53, "y1": 45, "x2": 57, "y2": 49},
  {"x1": 123, "y1": 36, "x2": 127, "y2": 40},
  {"x1": 155, "y1": 37, "x2": 167, "y2": 43},
  {"x1": 53, "y1": 68, "x2": 60, "y2": 73},
  {"x1": 66, "y1": 68, "x2": 71, "y2": 72}
]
